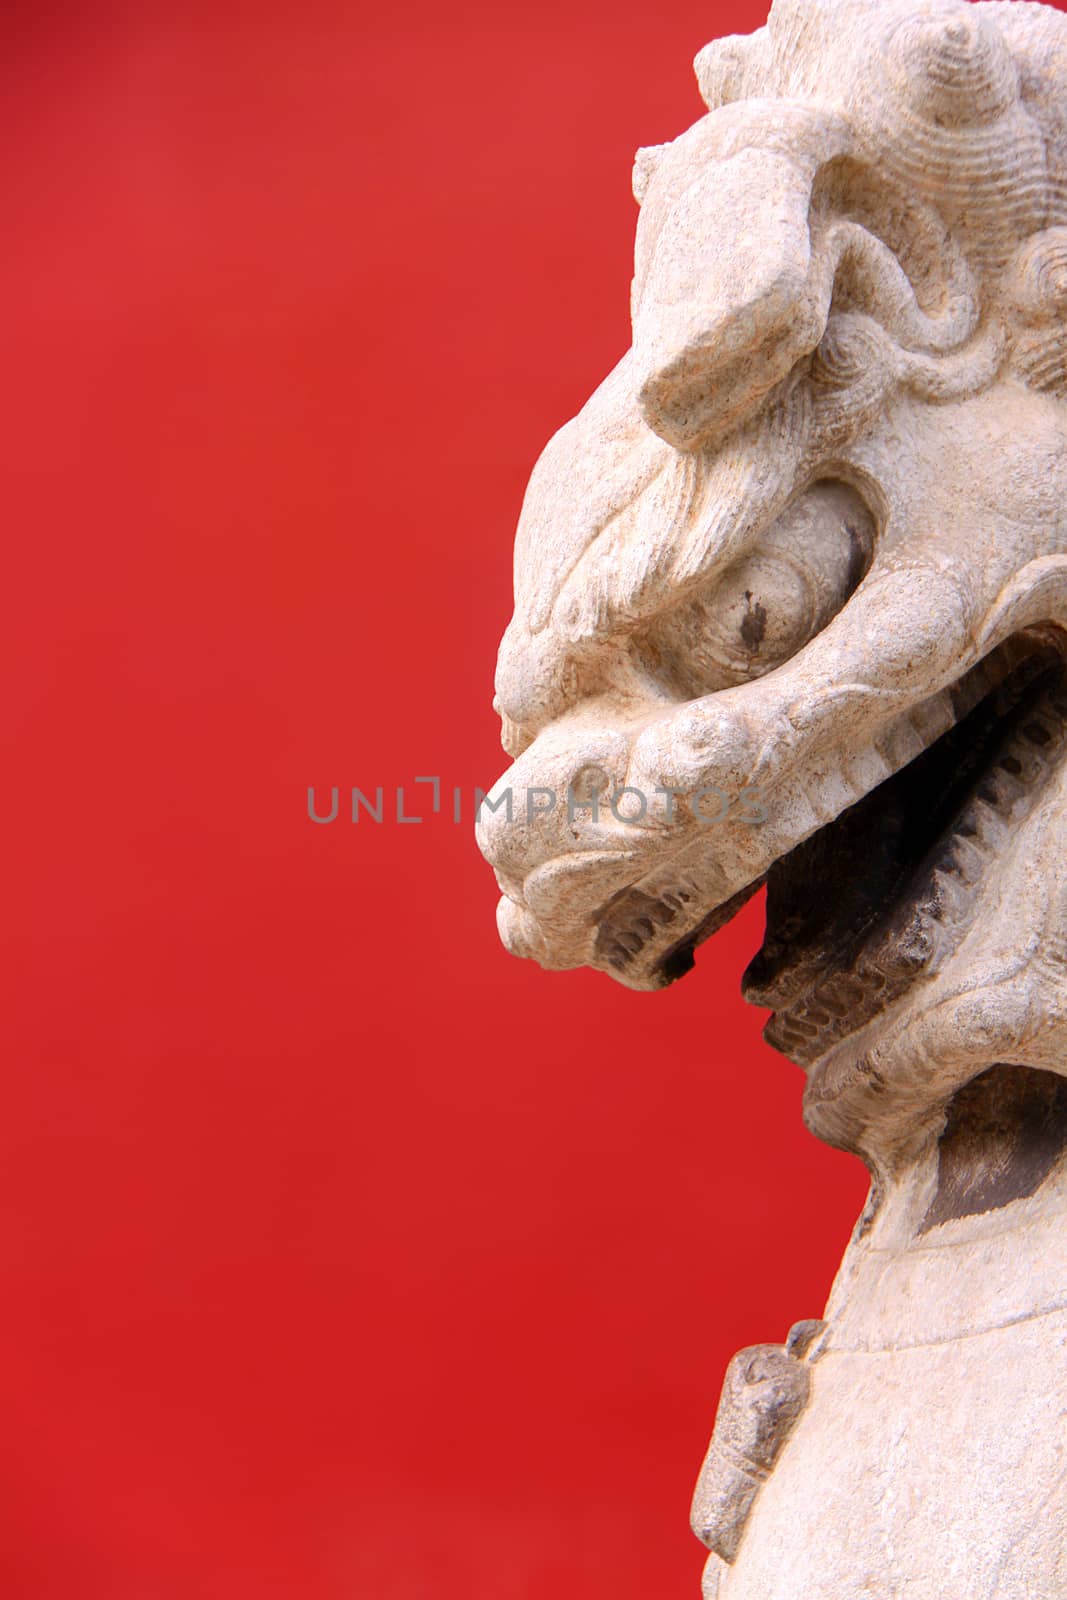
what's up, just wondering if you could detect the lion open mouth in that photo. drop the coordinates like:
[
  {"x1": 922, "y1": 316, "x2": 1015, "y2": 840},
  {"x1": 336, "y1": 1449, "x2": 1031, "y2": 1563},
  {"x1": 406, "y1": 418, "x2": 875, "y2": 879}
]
[
  {"x1": 590, "y1": 631, "x2": 1067, "y2": 1067},
  {"x1": 742, "y1": 633, "x2": 1067, "y2": 1064}
]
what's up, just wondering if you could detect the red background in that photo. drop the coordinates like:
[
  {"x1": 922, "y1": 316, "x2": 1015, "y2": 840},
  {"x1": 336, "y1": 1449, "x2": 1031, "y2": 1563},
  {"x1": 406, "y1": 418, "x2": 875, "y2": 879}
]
[{"x1": 3, "y1": 3, "x2": 874, "y2": 1595}]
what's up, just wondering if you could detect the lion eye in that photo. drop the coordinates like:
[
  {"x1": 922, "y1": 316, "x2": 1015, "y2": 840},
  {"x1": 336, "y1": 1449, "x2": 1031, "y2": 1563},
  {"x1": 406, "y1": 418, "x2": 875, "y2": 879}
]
[{"x1": 634, "y1": 480, "x2": 874, "y2": 699}]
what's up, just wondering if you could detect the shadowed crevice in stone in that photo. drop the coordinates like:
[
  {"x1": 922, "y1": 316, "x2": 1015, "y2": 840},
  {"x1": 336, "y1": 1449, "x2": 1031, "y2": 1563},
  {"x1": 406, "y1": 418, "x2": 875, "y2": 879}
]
[{"x1": 921, "y1": 1064, "x2": 1067, "y2": 1233}]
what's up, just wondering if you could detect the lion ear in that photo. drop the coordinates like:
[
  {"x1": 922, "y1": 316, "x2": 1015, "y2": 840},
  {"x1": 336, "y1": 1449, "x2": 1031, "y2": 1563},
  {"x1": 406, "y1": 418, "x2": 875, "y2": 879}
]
[{"x1": 632, "y1": 144, "x2": 668, "y2": 205}]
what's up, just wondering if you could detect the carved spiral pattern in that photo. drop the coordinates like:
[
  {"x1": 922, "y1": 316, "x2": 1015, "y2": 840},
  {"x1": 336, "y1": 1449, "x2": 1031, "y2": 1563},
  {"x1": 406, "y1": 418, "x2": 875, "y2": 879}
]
[
  {"x1": 811, "y1": 314, "x2": 887, "y2": 389},
  {"x1": 885, "y1": 8, "x2": 1018, "y2": 127},
  {"x1": 1009, "y1": 227, "x2": 1067, "y2": 322}
]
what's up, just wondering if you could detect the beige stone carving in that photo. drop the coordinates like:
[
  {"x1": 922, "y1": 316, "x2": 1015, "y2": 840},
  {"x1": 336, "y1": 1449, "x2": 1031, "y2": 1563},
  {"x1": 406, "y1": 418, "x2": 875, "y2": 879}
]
[{"x1": 477, "y1": 0, "x2": 1067, "y2": 1592}]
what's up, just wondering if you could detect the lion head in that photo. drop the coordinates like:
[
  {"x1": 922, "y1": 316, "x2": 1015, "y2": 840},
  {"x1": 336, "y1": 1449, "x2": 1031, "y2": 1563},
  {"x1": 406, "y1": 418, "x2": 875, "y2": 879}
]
[{"x1": 478, "y1": 0, "x2": 1067, "y2": 1174}]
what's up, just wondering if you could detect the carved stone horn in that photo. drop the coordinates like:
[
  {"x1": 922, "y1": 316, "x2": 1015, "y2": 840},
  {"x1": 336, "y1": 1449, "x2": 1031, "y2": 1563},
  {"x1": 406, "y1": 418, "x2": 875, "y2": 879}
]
[{"x1": 631, "y1": 103, "x2": 851, "y2": 450}]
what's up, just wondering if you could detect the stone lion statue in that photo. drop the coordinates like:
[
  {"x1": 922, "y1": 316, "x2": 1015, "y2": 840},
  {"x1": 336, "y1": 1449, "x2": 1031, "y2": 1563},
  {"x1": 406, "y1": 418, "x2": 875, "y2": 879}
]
[{"x1": 477, "y1": 1, "x2": 1067, "y2": 1593}]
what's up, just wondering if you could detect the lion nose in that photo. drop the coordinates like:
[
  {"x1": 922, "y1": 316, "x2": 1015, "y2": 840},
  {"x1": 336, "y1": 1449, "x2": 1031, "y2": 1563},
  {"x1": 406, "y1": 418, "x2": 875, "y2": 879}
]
[
  {"x1": 631, "y1": 117, "x2": 847, "y2": 450},
  {"x1": 474, "y1": 720, "x2": 635, "y2": 892}
]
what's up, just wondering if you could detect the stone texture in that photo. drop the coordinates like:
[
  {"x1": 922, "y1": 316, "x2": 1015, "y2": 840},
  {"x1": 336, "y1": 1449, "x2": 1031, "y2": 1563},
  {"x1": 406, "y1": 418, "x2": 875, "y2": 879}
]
[{"x1": 477, "y1": 0, "x2": 1067, "y2": 1591}]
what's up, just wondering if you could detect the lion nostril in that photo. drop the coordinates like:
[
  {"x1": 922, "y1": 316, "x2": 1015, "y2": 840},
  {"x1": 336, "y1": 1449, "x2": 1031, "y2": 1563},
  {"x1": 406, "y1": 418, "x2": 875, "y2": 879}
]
[{"x1": 570, "y1": 763, "x2": 611, "y2": 804}]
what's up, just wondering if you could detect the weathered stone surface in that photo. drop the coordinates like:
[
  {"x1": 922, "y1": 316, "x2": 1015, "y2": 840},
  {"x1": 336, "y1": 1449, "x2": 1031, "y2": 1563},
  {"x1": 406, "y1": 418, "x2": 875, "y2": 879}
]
[{"x1": 477, "y1": 0, "x2": 1067, "y2": 1590}]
